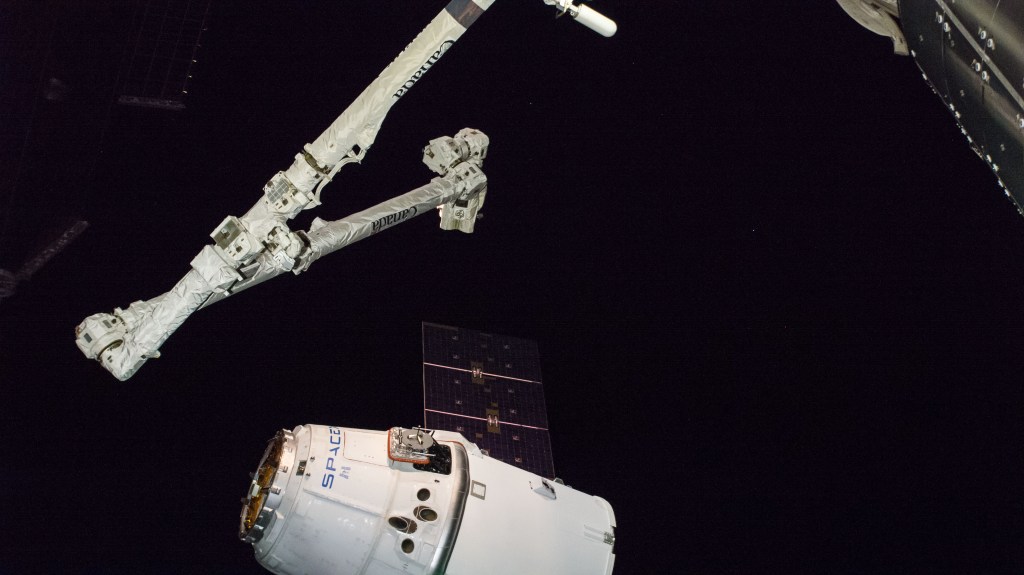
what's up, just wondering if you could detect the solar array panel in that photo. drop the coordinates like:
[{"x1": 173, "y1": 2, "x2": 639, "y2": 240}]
[
  {"x1": 117, "y1": 0, "x2": 212, "y2": 110},
  {"x1": 422, "y1": 322, "x2": 555, "y2": 478}
]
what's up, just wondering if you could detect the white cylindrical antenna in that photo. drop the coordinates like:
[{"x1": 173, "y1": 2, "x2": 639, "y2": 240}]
[{"x1": 569, "y1": 3, "x2": 617, "y2": 37}]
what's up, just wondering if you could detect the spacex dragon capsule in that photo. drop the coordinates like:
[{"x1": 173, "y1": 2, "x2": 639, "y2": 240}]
[{"x1": 239, "y1": 425, "x2": 617, "y2": 575}]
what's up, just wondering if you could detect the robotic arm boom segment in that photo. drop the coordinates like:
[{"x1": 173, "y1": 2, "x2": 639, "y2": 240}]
[
  {"x1": 74, "y1": 0, "x2": 618, "y2": 380},
  {"x1": 75, "y1": 130, "x2": 489, "y2": 380}
]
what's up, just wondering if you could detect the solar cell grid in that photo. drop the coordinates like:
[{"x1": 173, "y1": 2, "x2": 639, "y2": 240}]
[
  {"x1": 422, "y1": 322, "x2": 555, "y2": 478},
  {"x1": 421, "y1": 365, "x2": 549, "y2": 428},
  {"x1": 422, "y1": 322, "x2": 543, "y2": 382},
  {"x1": 424, "y1": 411, "x2": 555, "y2": 478}
]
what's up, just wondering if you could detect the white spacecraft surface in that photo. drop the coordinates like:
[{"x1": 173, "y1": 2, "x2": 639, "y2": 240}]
[
  {"x1": 241, "y1": 425, "x2": 616, "y2": 575},
  {"x1": 73, "y1": 0, "x2": 616, "y2": 380},
  {"x1": 239, "y1": 324, "x2": 616, "y2": 574}
]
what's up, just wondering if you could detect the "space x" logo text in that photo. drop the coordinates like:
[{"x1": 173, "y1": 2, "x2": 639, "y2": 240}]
[{"x1": 321, "y1": 427, "x2": 351, "y2": 489}]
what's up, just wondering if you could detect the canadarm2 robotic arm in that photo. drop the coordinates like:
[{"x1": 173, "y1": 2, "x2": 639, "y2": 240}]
[
  {"x1": 74, "y1": 0, "x2": 617, "y2": 380},
  {"x1": 72, "y1": 0, "x2": 500, "y2": 381},
  {"x1": 75, "y1": 129, "x2": 489, "y2": 380}
]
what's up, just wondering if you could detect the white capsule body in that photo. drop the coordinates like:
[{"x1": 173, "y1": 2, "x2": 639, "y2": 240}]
[
  {"x1": 241, "y1": 424, "x2": 616, "y2": 575},
  {"x1": 445, "y1": 441, "x2": 617, "y2": 574}
]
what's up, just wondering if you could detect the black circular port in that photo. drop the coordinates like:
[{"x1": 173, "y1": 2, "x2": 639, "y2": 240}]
[
  {"x1": 415, "y1": 506, "x2": 438, "y2": 522},
  {"x1": 401, "y1": 539, "x2": 415, "y2": 554},
  {"x1": 417, "y1": 488, "x2": 430, "y2": 501}
]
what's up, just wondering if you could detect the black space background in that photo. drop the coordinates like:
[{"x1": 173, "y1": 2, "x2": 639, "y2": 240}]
[{"x1": 1, "y1": 1, "x2": 1021, "y2": 573}]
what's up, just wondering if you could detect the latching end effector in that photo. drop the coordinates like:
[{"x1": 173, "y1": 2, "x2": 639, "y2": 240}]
[
  {"x1": 422, "y1": 128, "x2": 488, "y2": 176},
  {"x1": 438, "y1": 164, "x2": 487, "y2": 233},
  {"x1": 75, "y1": 312, "x2": 126, "y2": 362},
  {"x1": 74, "y1": 303, "x2": 160, "y2": 381},
  {"x1": 423, "y1": 129, "x2": 489, "y2": 233}
]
